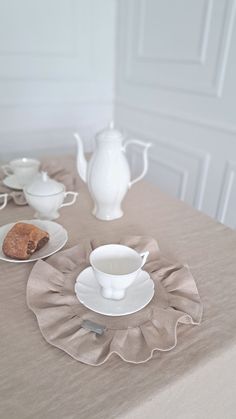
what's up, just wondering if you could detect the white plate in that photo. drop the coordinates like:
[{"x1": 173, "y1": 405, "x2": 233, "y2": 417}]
[
  {"x1": 2, "y1": 175, "x2": 23, "y2": 190},
  {"x1": 75, "y1": 267, "x2": 154, "y2": 316},
  {"x1": 0, "y1": 219, "x2": 68, "y2": 263}
]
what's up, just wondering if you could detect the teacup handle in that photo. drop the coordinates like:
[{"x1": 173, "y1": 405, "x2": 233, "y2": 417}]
[
  {"x1": 1, "y1": 164, "x2": 13, "y2": 176},
  {"x1": 0, "y1": 193, "x2": 8, "y2": 210},
  {"x1": 140, "y1": 251, "x2": 149, "y2": 267},
  {"x1": 61, "y1": 191, "x2": 78, "y2": 208}
]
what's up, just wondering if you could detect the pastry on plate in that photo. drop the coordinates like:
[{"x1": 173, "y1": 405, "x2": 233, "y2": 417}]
[{"x1": 2, "y1": 222, "x2": 49, "y2": 260}]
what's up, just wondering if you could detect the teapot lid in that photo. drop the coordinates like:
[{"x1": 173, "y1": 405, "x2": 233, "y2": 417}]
[
  {"x1": 96, "y1": 121, "x2": 123, "y2": 142},
  {"x1": 25, "y1": 171, "x2": 64, "y2": 196}
]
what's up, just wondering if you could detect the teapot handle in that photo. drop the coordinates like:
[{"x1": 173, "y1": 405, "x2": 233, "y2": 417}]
[{"x1": 123, "y1": 139, "x2": 152, "y2": 188}]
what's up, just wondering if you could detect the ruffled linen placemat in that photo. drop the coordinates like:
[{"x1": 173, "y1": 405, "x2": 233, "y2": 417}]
[
  {"x1": 0, "y1": 159, "x2": 76, "y2": 206},
  {"x1": 27, "y1": 236, "x2": 203, "y2": 366}
]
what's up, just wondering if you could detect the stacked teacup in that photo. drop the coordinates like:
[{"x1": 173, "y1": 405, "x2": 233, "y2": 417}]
[
  {"x1": 2, "y1": 157, "x2": 41, "y2": 188},
  {"x1": 0, "y1": 158, "x2": 40, "y2": 211}
]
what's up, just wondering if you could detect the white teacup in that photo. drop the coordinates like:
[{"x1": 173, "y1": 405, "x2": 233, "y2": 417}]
[
  {"x1": 2, "y1": 158, "x2": 40, "y2": 187},
  {"x1": 0, "y1": 193, "x2": 8, "y2": 210},
  {"x1": 90, "y1": 244, "x2": 149, "y2": 300}
]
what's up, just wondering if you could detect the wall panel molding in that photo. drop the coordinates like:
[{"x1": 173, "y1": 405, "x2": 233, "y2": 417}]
[
  {"x1": 213, "y1": 0, "x2": 236, "y2": 96},
  {"x1": 136, "y1": 0, "x2": 213, "y2": 64},
  {"x1": 116, "y1": 0, "x2": 236, "y2": 228},
  {"x1": 134, "y1": 148, "x2": 189, "y2": 200},
  {"x1": 115, "y1": 100, "x2": 236, "y2": 136},
  {"x1": 125, "y1": 126, "x2": 210, "y2": 210},
  {"x1": 151, "y1": 158, "x2": 189, "y2": 201},
  {"x1": 216, "y1": 161, "x2": 236, "y2": 225},
  {"x1": 124, "y1": 0, "x2": 236, "y2": 97}
]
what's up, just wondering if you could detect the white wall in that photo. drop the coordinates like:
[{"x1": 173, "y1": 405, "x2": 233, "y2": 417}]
[
  {"x1": 114, "y1": 0, "x2": 236, "y2": 229},
  {"x1": 0, "y1": 0, "x2": 116, "y2": 159}
]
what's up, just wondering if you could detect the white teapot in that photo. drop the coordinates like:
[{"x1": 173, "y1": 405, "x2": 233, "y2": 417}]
[
  {"x1": 74, "y1": 123, "x2": 151, "y2": 220},
  {"x1": 24, "y1": 172, "x2": 78, "y2": 220}
]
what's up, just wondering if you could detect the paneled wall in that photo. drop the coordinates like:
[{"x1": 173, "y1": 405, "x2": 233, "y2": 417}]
[
  {"x1": 114, "y1": 0, "x2": 236, "y2": 229},
  {"x1": 0, "y1": 0, "x2": 115, "y2": 159}
]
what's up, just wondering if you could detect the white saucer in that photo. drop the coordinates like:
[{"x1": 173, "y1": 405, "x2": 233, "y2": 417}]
[
  {"x1": 0, "y1": 219, "x2": 68, "y2": 263},
  {"x1": 75, "y1": 267, "x2": 154, "y2": 316},
  {"x1": 2, "y1": 175, "x2": 23, "y2": 190}
]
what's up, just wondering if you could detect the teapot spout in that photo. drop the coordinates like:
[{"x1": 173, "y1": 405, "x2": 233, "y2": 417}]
[{"x1": 74, "y1": 132, "x2": 87, "y2": 183}]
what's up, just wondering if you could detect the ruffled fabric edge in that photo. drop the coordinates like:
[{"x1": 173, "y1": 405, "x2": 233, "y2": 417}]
[{"x1": 27, "y1": 237, "x2": 203, "y2": 366}]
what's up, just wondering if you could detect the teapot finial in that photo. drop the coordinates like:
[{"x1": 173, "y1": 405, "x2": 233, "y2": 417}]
[
  {"x1": 41, "y1": 171, "x2": 48, "y2": 182},
  {"x1": 109, "y1": 121, "x2": 114, "y2": 130}
]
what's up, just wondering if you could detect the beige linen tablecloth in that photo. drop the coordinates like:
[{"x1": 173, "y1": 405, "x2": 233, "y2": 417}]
[{"x1": 0, "y1": 156, "x2": 236, "y2": 419}]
